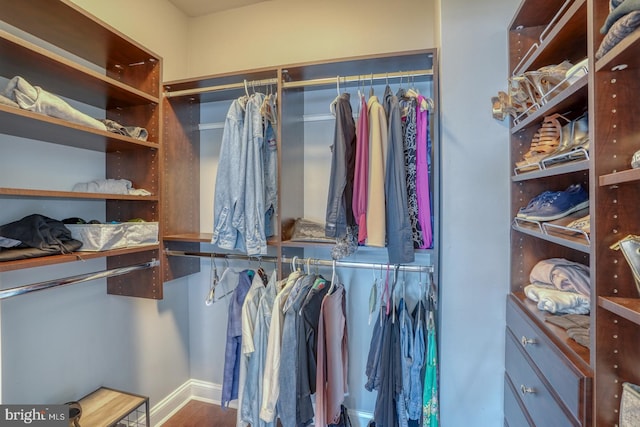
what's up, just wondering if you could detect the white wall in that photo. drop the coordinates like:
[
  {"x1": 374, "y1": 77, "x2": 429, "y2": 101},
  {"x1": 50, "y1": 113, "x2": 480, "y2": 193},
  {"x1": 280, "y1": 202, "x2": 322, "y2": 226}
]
[
  {"x1": 438, "y1": 0, "x2": 516, "y2": 425},
  {"x1": 70, "y1": 0, "x2": 190, "y2": 81},
  {"x1": 184, "y1": 0, "x2": 436, "y2": 78}
]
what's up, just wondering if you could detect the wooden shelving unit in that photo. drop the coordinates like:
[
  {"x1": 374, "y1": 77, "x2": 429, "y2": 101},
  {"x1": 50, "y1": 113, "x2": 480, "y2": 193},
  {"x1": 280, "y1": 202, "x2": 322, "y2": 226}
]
[
  {"x1": 504, "y1": 0, "x2": 592, "y2": 425},
  {"x1": 162, "y1": 50, "x2": 439, "y2": 276},
  {"x1": 0, "y1": 0, "x2": 192, "y2": 299}
]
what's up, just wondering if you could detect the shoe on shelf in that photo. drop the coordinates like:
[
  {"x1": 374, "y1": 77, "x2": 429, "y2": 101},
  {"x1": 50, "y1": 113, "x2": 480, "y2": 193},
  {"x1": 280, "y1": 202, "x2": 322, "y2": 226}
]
[
  {"x1": 520, "y1": 184, "x2": 589, "y2": 222},
  {"x1": 517, "y1": 190, "x2": 557, "y2": 218},
  {"x1": 566, "y1": 214, "x2": 590, "y2": 235},
  {"x1": 515, "y1": 113, "x2": 569, "y2": 169}
]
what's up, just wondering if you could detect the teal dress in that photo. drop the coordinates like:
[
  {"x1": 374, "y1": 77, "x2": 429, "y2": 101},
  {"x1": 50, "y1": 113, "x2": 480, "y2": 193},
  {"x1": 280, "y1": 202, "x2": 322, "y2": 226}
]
[{"x1": 422, "y1": 311, "x2": 439, "y2": 426}]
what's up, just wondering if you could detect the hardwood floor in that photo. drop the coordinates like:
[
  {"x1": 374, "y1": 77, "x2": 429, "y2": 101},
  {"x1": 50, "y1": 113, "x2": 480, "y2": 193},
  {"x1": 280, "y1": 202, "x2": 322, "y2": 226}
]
[{"x1": 161, "y1": 400, "x2": 237, "y2": 427}]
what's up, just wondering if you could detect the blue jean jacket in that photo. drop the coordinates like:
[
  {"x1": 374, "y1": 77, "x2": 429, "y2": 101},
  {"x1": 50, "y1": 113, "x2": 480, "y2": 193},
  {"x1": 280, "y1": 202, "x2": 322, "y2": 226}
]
[{"x1": 212, "y1": 93, "x2": 268, "y2": 255}]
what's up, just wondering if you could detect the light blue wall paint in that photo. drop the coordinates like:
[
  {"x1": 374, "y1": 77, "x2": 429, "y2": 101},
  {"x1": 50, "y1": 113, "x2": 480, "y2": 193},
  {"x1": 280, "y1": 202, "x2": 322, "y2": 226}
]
[{"x1": 438, "y1": 0, "x2": 516, "y2": 425}]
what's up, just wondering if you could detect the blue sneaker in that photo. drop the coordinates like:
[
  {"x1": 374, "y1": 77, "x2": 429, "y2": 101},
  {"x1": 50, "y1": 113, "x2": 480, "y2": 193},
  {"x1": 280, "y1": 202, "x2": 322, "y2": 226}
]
[
  {"x1": 523, "y1": 184, "x2": 589, "y2": 221},
  {"x1": 517, "y1": 190, "x2": 558, "y2": 218}
]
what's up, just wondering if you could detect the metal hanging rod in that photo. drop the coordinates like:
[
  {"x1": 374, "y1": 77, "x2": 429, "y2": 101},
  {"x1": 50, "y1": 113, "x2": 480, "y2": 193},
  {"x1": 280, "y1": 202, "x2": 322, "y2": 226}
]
[
  {"x1": 0, "y1": 259, "x2": 159, "y2": 301},
  {"x1": 282, "y1": 69, "x2": 433, "y2": 89},
  {"x1": 164, "y1": 250, "x2": 433, "y2": 273},
  {"x1": 164, "y1": 68, "x2": 433, "y2": 98},
  {"x1": 164, "y1": 77, "x2": 279, "y2": 98}
]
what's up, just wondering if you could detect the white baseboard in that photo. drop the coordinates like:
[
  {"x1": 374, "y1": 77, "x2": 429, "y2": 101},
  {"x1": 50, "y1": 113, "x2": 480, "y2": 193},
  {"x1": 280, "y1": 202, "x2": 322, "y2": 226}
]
[{"x1": 152, "y1": 380, "x2": 371, "y2": 427}]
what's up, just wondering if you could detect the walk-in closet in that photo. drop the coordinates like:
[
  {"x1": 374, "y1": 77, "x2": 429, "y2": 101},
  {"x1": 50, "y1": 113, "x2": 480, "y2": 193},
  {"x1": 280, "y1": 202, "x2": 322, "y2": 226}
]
[{"x1": 0, "y1": 0, "x2": 535, "y2": 426}]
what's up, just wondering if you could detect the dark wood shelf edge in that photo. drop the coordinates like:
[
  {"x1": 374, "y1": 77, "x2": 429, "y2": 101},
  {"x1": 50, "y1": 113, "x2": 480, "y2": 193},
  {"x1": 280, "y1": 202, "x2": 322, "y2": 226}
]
[
  {"x1": 0, "y1": 105, "x2": 160, "y2": 150},
  {"x1": 598, "y1": 296, "x2": 640, "y2": 326},
  {"x1": 0, "y1": 188, "x2": 158, "y2": 201},
  {"x1": 512, "y1": 223, "x2": 591, "y2": 253},
  {"x1": 511, "y1": 159, "x2": 589, "y2": 182},
  {"x1": 510, "y1": 292, "x2": 592, "y2": 370},
  {"x1": 595, "y1": 27, "x2": 640, "y2": 72},
  {"x1": 599, "y1": 168, "x2": 640, "y2": 186},
  {"x1": 0, "y1": 244, "x2": 159, "y2": 272}
]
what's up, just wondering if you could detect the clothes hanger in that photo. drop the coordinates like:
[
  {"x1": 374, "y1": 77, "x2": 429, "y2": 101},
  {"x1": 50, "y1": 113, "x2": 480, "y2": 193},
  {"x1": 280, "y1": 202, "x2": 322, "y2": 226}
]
[
  {"x1": 330, "y1": 75, "x2": 340, "y2": 115},
  {"x1": 205, "y1": 255, "x2": 219, "y2": 306},
  {"x1": 368, "y1": 266, "x2": 378, "y2": 325},
  {"x1": 369, "y1": 72, "x2": 374, "y2": 98},
  {"x1": 328, "y1": 259, "x2": 338, "y2": 294}
]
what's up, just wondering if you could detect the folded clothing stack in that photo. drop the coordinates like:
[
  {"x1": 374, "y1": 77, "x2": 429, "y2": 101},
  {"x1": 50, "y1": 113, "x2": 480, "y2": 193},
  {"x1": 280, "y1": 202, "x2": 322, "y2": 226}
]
[
  {"x1": 0, "y1": 214, "x2": 82, "y2": 261},
  {"x1": 597, "y1": 0, "x2": 640, "y2": 59},
  {"x1": 524, "y1": 258, "x2": 591, "y2": 315}
]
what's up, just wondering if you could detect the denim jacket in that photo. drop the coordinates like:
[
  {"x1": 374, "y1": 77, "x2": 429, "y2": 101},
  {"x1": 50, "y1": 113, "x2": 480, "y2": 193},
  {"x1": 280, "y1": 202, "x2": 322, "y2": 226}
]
[
  {"x1": 212, "y1": 94, "x2": 268, "y2": 255},
  {"x1": 212, "y1": 98, "x2": 246, "y2": 251}
]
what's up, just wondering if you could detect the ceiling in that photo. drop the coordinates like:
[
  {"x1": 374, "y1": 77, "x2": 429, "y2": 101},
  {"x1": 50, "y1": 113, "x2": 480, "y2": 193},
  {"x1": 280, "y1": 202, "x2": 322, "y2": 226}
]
[{"x1": 169, "y1": 0, "x2": 270, "y2": 17}]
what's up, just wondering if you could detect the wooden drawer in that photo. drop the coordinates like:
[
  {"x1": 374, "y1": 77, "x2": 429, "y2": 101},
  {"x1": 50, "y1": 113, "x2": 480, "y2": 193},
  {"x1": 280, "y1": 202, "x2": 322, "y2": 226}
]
[
  {"x1": 505, "y1": 331, "x2": 578, "y2": 426},
  {"x1": 504, "y1": 374, "x2": 534, "y2": 427},
  {"x1": 506, "y1": 297, "x2": 587, "y2": 419}
]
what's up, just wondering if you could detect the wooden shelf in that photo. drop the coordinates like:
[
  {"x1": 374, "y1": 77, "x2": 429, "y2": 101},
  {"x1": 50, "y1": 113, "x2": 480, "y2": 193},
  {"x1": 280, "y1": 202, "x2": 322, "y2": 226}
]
[
  {"x1": 0, "y1": 0, "x2": 161, "y2": 98},
  {"x1": 0, "y1": 105, "x2": 159, "y2": 152},
  {"x1": 0, "y1": 244, "x2": 159, "y2": 273},
  {"x1": 0, "y1": 29, "x2": 158, "y2": 109},
  {"x1": 78, "y1": 387, "x2": 148, "y2": 427},
  {"x1": 599, "y1": 168, "x2": 640, "y2": 187},
  {"x1": 512, "y1": 220, "x2": 590, "y2": 253},
  {"x1": 595, "y1": 27, "x2": 640, "y2": 72},
  {"x1": 512, "y1": 159, "x2": 589, "y2": 182},
  {"x1": 0, "y1": 187, "x2": 158, "y2": 201},
  {"x1": 513, "y1": 0, "x2": 587, "y2": 74},
  {"x1": 598, "y1": 296, "x2": 640, "y2": 326},
  {"x1": 163, "y1": 233, "x2": 213, "y2": 242},
  {"x1": 511, "y1": 74, "x2": 588, "y2": 134}
]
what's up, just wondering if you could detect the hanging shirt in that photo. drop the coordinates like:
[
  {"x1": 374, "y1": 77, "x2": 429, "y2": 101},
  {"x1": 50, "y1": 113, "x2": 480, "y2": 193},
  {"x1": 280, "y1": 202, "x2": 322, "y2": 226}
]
[
  {"x1": 278, "y1": 274, "x2": 317, "y2": 427},
  {"x1": 416, "y1": 95, "x2": 433, "y2": 249},
  {"x1": 260, "y1": 270, "x2": 303, "y2": 422},
  {"x1": 353, "y1": 94, "x2": 370, "y2": 244},
  {"x1": 325, "y1": 93, "x2": 357, "y2": 239},
  {"x1": 297, "y1": 278, "x2": 330, "y2": 425},
  {"x1": 383, "y1": 85, "x2": 415, "y2": 264},
  {"x1": 237, "y1": 271, "x2": 266, "y2": 427},
  {"x1": 366, "y1": 95, "x2": 388, "y2": 247},
  {"x1": 398, "y1": 90, "x2": 424, "y2": 248},
  {"x1": 221, "y1": 270, "x2": 254, "y2": 408},
  {"x1": 316, "y1": 283, "x2": 349, "y2": 427},
  {"x1": 241, "y1": 271, "x2": 280, "y2": 427}
]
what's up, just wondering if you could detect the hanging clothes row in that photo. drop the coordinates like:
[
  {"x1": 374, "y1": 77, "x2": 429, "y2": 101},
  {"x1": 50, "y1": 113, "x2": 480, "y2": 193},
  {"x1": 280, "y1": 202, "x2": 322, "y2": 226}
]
[
  {"x1": 326, "y1": 76, "x2": 434, "y2": 264},
  {"x1": 365, "y1": 267, "x2": 439, "y2": 427},
  {"x1": 211, "y1": 83, "x2": 278, "y2": 256},
  {"x1": 204, "y1": 254, "x2": 438, "y2": 427},
  {"x1": 214, "y1": 258, "x2": 349, "y2": 427}
]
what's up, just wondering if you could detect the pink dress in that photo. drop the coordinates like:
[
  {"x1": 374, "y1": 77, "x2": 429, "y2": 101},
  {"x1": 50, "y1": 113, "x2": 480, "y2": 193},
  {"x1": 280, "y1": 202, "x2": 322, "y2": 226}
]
[{"x1": 416, "y1": 95, "x2": 433, "y2": 248}]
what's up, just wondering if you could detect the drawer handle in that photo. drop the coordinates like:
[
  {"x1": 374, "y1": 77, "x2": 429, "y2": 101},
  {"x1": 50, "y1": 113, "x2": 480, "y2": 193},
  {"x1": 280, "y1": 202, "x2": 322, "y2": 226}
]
[
  {"x1": 521, "y1": 336, "x2": 536, "y2": 346},
  {"x1": 520, "y1": 385, "x2": 535, "y2": 395}
]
